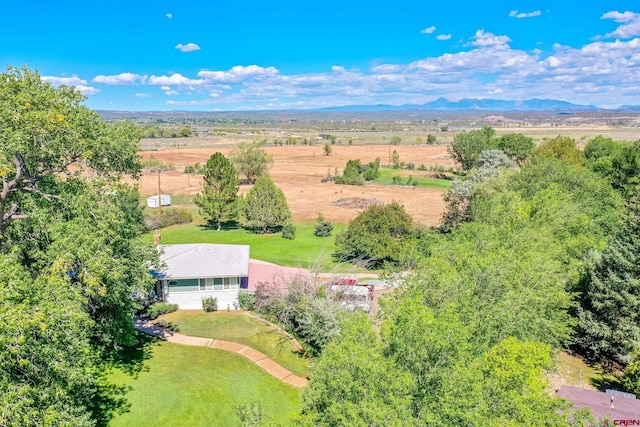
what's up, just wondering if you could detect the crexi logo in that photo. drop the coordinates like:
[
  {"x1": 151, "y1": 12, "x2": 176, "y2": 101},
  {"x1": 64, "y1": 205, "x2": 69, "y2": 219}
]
[{"x1": 605, "y1": 420, "x2": 640, "y2": 426}]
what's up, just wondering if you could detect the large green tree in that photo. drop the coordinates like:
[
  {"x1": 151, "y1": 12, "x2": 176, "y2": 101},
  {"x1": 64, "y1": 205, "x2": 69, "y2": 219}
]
[
  {"x1": 497, "y1": 133, "x2": 535, "y2": 165},
  {"x1": 0, "y1": 66, "x2": 141, "y2": 237},
  {"x1": 334, "y1": 201, "x2": 417, "y2": 268},
  {"x1": 300, "y1": 313, "x2": 415, "y2": 426},
  {"x1": 448, "y1": 126, "x2": 497, "y2": 171},
  {"x1": 575, "y1": 197, "x2": 640, "y2": 365},
  {"x1": 243, "y1": 175, "x2": 290, "y2": 233},
  {"x1": 194, "y1": 152, "x2": 239, "y2": 230},
  {"x1": 230, "y1": 141, "x2": 273, "y2": 184},
  {"x1": 0, "y1": 66, "x2": 156, "y2": 424},
  {"x1": 532, "y1": 136, "x2": 585, "y2": 167}
]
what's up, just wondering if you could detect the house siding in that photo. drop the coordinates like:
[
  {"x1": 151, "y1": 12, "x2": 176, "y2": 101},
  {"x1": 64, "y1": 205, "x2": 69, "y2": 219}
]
[{"x1": 165, "y1": 289, "x2": 240, "y2": 310}]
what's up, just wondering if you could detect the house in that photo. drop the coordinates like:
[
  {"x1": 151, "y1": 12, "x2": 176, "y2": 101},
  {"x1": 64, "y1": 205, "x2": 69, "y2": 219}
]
[
  {"x1": 152, "y1": 244, "x2": 250, "y2": 310},
  {"x1": 557, "y1": 385, "x2": 640, "y2": 423}
]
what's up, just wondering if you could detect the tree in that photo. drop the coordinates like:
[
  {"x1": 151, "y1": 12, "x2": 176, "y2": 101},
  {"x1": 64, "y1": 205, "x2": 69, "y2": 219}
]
[
  {"x1": 392, "y1": 150, "x2": 401, "y2": 169},
  {"x1": 243, "y1": 175, "x2": 291, "y2": 233},
  {"x1": 334, "y1": 159, "x2": 364, "y2": 185},
  {"x1": 427, "y1": 134, "x2": 437, "y2": 144},
  {"x1": 230, "y1": 142, "x2": 273, "y2": 184},
  {"x1": 323, "y1": 142, "x2": 332, "y2": 156},
  {"x1": 448, "y1": 126, "x2": 497, "y2": 171},
  {"x1": 532, "y1": 136, "x2": 585, "y2": 167},
  {"x1": 194, "y1": 153, "x2": 239, "y2": 230},
  {"x1": 0, "y1": 66, "x2": 142, "y2": 237},
  {"x1": 575, "y1": 197, "x2": 640, "y2": 365},
  {"x1": 300, "y1": 313, "x2": 415, "y2": 426},
  {"x1": 314, "y1": 213, "x2": 334, "y2": 237},
  {"x1": 390, "y1": 136, "x2": 402, "y2": 146},
  {"x1": 177, "y1": 126, "x2": 192, "y2": 137},
  {"x1": 335, "y1": 201, "x2": 416, "y2": 268},
  {"x1": 497, "y1": 133, "x2": 535, "y2": 165},
  {"x1": 0, "y1": 66, "x2": 156, "y2": 425}
]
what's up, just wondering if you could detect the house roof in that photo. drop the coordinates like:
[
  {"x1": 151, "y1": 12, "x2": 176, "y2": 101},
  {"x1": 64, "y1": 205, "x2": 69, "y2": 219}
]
[
  {"x1": 557, "y1": 385, "x2": 640, "y2": 421},
  {"x1": 155, "y1": 244, "x2": 250, "y2": 279}
]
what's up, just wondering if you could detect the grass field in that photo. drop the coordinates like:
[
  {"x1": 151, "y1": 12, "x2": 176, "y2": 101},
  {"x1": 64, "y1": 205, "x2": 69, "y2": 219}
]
[
  {"x1": 377, "y1": 168, "x2": 453, "y2": 189},
  {"x1": 159, "y1": 311, "x2": 312, "y2": 378},
  {"x1": 108, "y1": 341, "x2": 301, "y2": 426},
  {"x1": 147, "y1": 221, "x2": 347, "y2": 270}
]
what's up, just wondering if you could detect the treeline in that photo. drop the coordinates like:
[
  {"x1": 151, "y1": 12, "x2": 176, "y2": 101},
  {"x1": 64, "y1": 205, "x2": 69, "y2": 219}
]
[
  {"x1": 298, "y1": 128, "x2": 640, "y2": 425},
  {"x1": 0, "y1": 67, "x2": 157, "y2": 425}
]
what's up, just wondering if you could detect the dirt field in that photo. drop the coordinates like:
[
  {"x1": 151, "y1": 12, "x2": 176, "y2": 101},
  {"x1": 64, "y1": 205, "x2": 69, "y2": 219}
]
[{"x1": 138, "y1": 144, "x2": 453, "y2": 226}]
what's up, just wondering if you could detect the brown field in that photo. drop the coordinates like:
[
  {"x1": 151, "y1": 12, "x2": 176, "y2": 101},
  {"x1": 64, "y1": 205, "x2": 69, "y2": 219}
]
[{"x1": 138, "y1": 144, "x2": 454, "y2": 226}]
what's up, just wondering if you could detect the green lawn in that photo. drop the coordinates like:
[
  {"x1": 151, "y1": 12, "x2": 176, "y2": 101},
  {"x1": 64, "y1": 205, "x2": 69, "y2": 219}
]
[
  {"x1": 160, "y1": 311, "x2": 312, "y2": 378},
  {"x1": 108, "y1": 341, "x2": 301, "y2": 427},
  {"x1": 377, "y1": 168, "x2": 453, "y2": 189},
  {"x1": 147, "y1": 221, "x2": 347, "y2": 270}
]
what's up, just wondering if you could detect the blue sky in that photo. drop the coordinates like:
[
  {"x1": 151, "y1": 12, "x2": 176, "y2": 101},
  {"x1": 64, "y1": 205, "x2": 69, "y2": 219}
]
[{"x1": 3, "y1": 1, "x2": 640, "y2": 110}]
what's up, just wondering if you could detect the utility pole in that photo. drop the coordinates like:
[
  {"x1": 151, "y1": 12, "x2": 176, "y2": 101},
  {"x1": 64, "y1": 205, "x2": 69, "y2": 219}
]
[{"x1": 157, "y1": 169, "x2": 162, "y2": 216}]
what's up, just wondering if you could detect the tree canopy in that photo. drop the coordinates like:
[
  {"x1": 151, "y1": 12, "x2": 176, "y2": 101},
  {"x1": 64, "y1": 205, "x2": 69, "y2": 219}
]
[
  {"x1": 230, "y1": 141, "x2": 273, "y2": 184},
  {"x1": 448, "y1": 126, "x2": 497, "y2": 171},
  {"x1": 334, "y1": 201, "x2": 417, "y2": 268},
  {"x1": 0, "y1": 66, "x2": 156, "y2": 425},
  {"x1": 194, "y1": 152, "x2": 239, "y2": 230},
  {"x1": 243, "y1": 175, "x2": 291, "y2": 233}
]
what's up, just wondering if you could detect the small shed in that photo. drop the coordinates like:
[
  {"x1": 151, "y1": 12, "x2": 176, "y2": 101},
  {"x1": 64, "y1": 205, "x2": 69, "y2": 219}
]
[{"x1": 147, "y1": 194, "x2": 171, "y2": 208}]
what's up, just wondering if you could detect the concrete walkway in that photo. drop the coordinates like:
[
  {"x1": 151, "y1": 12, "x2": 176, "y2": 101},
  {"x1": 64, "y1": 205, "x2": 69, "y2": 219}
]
[{"x1": 134, "y1": 317, "x2": 308, "y2": 388}]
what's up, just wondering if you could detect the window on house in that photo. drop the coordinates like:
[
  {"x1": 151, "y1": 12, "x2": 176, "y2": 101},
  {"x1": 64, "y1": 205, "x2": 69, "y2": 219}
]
[
  {"x1": 199, "y1": 278, "x2": 214, "y2": 291},
  {"x1": 223, "y1": 277, "x2": 239, "y2": 290},
  {"x1": 213, "y1": 278, "x2": 223, "y2": 291}
]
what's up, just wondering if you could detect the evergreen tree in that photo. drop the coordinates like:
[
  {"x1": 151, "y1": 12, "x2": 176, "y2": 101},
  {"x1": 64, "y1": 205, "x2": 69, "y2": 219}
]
[
  {"x1": 194, "y1": 153, "x2": 239, "y2": 230},
  {"x1": 575, "y1": 196, "x2": 640, "y2": 365},
  {"x1": 243, "y1": 175, "x2": 291, "y2": 233}
]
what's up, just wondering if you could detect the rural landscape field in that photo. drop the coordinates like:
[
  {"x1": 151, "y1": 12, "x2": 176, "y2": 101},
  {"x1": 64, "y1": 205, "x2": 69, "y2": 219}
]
[{"x1": 6, "y1": 1, "x2": 640, "y2": 426}]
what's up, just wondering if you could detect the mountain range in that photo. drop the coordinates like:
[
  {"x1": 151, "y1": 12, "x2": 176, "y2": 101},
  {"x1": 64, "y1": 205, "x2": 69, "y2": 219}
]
[{"x1": 316, "y1": 98, "x2": 610, "y2": 112}]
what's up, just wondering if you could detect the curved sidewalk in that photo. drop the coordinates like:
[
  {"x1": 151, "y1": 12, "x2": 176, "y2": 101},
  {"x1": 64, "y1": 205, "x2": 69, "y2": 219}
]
[{"x1": 134, "y1": 318, "x2": 308, "y2": 388}]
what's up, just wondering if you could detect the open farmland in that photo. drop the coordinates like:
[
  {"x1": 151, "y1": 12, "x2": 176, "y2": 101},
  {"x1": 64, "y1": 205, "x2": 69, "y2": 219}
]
[
  {"x1": 136, "y1": 117, "x2": 640, "y2": 227},
  {"x1": 138, "y1": 144, "x2": 454, "y2": 226}
]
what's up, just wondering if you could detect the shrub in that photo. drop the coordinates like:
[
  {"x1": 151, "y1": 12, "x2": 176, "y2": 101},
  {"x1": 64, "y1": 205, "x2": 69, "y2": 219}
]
[
  {"x1": 406, "y1": 162, "x2": 416, "y2": 170},
  {"x1": 238, "y1": 291, "x2": 256, "y2": 311},
  {"x1": 146, "y1": 302, "x2": 179, "y2": 320},
  {"x1": 143, "y1": 207, "x2": 193, "y2": 231},
  {"x1": 202, "y1": 296, "x2": 218, "y2": 312},
  {"x1": 281, "y1": 223, "x2": 296, "y2": 240},
  {"x1": 314, "y1": 213, "x2": 334, "y2": 237}
]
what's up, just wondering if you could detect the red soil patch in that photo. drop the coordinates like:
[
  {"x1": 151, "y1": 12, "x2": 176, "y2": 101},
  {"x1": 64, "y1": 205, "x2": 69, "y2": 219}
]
[{"x1": 138, "y1": 145, "x2": 452, "y2": 226}]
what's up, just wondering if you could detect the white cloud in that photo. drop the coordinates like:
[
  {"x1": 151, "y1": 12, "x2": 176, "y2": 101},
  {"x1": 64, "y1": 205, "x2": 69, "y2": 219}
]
[
  {"x1": 371, "y1": 64, "x2": 401, "y2": 73},
  {"x1": 198, "y1": 65, "x2": 279, "y2": 83},
  {"x1": 134, "y1": 93, "x2": 151, "y2": 97},
  {"x1": 421, "y1": 26, "x2": 436, "y2": 34},
  {"x1": 509, "y1": 10, "x2": 541, "y2": 18},
  {"x1": 165, "y1": 90, "x2": 179, "y2": 96},
  {"x1": 175, "y1": 43, "x2": 201, "y2": 52},
  {"x1": 436, "y1": 34, "x2": 452, "y2": 41},
  {"x1": 602, "y1": 11, "x2": 640, "y2": 39},
  {"x1": 466, "y1": 30, "x2": 511, "y2": 47},
  {"x1": 166, "y1": 13, "x2": 172, "y2": 19},
  {"x1": 76, "y1": 85, "x2": 101, "y2": 96},
  {"x1": 148, "y1": 73, "x2": 202, "y2": 86},
  {"x1": 93, "y1": 72, "x2": 143, "y2": 85},
  {"x1": 41, "y1": 75, "x2": 86, "y2": 86}
]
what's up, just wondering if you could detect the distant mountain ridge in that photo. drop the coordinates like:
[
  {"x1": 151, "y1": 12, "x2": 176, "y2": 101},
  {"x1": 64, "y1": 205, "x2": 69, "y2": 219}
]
[{"x1": 317, "y1": 97, "x2": 604, "y2": 112}]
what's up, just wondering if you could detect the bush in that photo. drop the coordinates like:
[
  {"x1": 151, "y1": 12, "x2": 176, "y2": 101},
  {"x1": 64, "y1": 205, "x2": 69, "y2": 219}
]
[
  {"x1": 314, "y1": 213, "x2": 334, "y2": 237},
  {"x1": 406, "y1": 162, "x2": 416, "y2": 170},
  {"x1": 202, "y1": 296, "x2": 218, "y2": 312},
  {"x1": 281, "y1": 223, "x2": 296, "y2": 240},
  {"x1": 143, "y1": 207, "x2": 193, "y2": 231},
  {"x1": 238, "y1": 291, "x2": 256, "y2": 311},
  {"x1": 146, "y1": 302, "x2": 179, "y2": 320}
]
